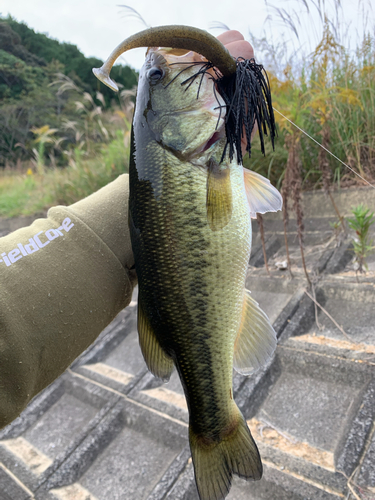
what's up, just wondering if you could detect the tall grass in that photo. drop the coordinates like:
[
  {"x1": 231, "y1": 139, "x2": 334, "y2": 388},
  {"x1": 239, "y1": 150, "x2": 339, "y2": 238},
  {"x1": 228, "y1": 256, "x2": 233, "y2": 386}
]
[
  {"x1": 0, "y1": 171, "x2": 39, "y2": 216},
  {"x1": 246, "y1": 0, "x2": 375, "y2": 191},
  {"x1": 1, "y1": 1, "x2": 374, "y2": 221},
  {"x1": 0, "y1": 131, "x2": 130, "y2": 217},
  {"x1": 0, "y1": 78, "x2": 133, "y2": 217},
  {"x1": 245, "y1": 0, "x2": 375, "y2": 280},
  {"x1": 51, "y1": 129, "x2": 130, "y2": 206}
]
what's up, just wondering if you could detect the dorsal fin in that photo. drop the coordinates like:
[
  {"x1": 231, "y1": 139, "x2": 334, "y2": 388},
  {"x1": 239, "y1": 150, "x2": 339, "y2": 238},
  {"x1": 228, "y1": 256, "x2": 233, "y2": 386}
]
[
  {"x1": 233, "y1": 290, "x2": 277, "y2": 375},
  {"x1": 243, "y1": 168, "x2": 282, "y2": 219}
]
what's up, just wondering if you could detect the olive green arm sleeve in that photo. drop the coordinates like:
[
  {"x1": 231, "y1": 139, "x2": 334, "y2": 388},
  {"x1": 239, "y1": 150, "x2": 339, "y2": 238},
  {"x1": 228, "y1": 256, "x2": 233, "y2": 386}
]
[{"x1": 0, "y1": 174, "x2": 137, "y2": 429}]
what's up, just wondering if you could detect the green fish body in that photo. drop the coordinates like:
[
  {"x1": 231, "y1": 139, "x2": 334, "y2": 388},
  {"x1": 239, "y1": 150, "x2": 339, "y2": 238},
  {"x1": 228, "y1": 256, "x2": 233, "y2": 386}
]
[{"x1": 129, "y1": 48, "x2": 282, "y2": 500}]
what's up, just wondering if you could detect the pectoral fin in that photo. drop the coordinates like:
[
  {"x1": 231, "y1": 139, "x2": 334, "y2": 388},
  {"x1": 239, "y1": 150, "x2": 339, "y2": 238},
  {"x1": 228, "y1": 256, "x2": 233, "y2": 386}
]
[
  {"x1": 138, "y1": 294, "x2": 174, "y2": 381},
  {"x1": 243, "y1": 168, "x2": 282, "y2": 219},
  {"x1": 233, "y1": 290, "x2": 277, "y2": 375},
  {"x1": 206, "y1": 159, "x2": 232, "y2": 231}
]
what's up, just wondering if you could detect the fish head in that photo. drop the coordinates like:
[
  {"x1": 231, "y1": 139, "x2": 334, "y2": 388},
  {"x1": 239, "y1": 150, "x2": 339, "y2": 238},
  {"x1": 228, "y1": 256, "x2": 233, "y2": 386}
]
[{"x1": 134, "y1": 47, "x2": 226, "y2": 162}]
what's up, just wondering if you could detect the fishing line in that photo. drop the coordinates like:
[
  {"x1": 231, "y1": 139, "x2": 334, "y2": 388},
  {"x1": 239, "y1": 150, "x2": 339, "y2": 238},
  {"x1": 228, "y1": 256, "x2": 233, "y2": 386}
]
[
  {"x1": 165, "y1": 57, "x2": 373, "y2": 190},
  {"x1": 273, "y1": 107, "x2": 375, "y2": 190}
]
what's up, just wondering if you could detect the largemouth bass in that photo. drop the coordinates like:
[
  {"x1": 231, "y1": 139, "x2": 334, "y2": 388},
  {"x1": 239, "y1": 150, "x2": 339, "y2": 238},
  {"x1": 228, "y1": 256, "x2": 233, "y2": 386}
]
[
  {"x1": 129, "y1": 50, "x2": 281, "y2": 499},
  {"x1": 94, "y1": 26, "x2": 282, "y2": 500}
]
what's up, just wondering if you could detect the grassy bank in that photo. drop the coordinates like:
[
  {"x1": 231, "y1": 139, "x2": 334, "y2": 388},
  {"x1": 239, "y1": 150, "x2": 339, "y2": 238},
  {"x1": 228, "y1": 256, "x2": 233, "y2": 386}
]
[
  {"x1": 0, "y1": 130, "x2": 130, "y2": 217},
  {"x1": 1, "y1": 1, "x2": 374, "y2": 220}
]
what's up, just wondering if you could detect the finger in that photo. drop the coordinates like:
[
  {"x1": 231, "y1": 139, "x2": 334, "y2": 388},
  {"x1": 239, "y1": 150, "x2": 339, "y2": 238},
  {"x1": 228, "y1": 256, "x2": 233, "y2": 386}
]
[
  {"x1": 225, "y1": 40, "x2": 254, "y2": 60},
  {"x1": 216, "y1": 30, "x2": 244, "y2": 45}
]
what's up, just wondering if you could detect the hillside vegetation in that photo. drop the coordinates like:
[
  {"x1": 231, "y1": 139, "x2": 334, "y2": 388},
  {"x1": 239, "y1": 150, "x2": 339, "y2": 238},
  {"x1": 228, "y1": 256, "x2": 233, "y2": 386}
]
[
  {"x1": 245, "y1": 15, "x2": 375, "y2": 191},
  {"x1": 0, "y1": 15, "x2": 137, "y2": 167},
  {"x1": 0, "y1": 4, "x2": 374, "y2": 220}
]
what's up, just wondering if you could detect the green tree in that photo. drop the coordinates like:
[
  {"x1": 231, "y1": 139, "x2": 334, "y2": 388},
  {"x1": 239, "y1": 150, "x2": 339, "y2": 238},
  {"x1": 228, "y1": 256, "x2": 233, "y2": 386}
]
[{"x1": 1, "y1": 16, "x2": 138, "y2": 104}]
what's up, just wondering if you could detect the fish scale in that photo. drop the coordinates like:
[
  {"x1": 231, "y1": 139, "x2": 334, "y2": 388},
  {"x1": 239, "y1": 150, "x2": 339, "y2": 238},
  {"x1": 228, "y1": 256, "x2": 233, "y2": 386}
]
[
  {"x1": 130, "y1": 130, "x2": 251, "y2": 437},
  {"x1": 124, "y1": 44, "x2": 281, "y2": 500},
  {"x1": 94, "y1": 26, "x2": 281, "y2": 500}
]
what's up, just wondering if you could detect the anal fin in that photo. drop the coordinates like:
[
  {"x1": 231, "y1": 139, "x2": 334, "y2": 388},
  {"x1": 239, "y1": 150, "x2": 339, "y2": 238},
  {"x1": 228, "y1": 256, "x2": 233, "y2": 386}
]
[
  {"x1": 138, "y1": 294, "x2": 174, "y2": 381},
  {"x1": 233, "y1": 290, "x2": 277, "y2": 375}
]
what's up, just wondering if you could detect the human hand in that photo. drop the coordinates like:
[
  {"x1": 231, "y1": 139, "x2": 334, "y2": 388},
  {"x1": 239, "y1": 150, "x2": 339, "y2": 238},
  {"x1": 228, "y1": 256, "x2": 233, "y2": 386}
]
[{"x1": 217, "y1": 30, "x2": 254, "y2": 61}]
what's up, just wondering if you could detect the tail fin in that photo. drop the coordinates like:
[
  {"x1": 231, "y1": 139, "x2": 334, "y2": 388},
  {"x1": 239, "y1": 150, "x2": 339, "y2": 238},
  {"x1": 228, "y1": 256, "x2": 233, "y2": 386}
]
[{"x1": 189, "y1": 408, "x2": 262, "y2": 500}]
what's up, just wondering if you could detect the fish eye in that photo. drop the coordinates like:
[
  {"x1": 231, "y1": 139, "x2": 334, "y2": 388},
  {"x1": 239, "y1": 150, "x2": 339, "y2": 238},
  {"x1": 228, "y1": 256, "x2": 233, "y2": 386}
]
[{"x1": 147, "y1": 67, "x2": 164, "y2": 82}]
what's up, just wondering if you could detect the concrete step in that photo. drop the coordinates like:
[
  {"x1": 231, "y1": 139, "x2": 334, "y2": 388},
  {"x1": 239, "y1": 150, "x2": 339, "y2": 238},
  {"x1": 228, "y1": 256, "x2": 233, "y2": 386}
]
[{"x1": 1, "y1": 215, "x2": 375, "y2": 500}]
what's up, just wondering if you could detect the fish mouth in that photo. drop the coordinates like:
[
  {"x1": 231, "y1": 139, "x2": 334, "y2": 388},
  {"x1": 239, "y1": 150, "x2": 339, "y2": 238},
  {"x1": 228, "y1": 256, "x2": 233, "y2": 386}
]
[
  {"x1": 192, "y1": 124, "x2": 226, "y2": 158},
  {"x1": 187, "y1": 91, "x2": 226, "y2": 159}
]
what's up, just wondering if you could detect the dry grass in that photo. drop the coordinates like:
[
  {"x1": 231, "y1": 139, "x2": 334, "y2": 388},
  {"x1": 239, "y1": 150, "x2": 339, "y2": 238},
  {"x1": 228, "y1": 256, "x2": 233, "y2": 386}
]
[{"x1": 0, "y1": 131, "x2": 130, "y2": 217}]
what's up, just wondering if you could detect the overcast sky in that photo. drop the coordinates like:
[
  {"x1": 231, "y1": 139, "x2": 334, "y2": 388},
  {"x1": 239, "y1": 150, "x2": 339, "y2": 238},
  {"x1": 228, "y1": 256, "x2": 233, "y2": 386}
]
[{"x1": 1, "y1": 0, "x2": 372, "y2": 70}]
